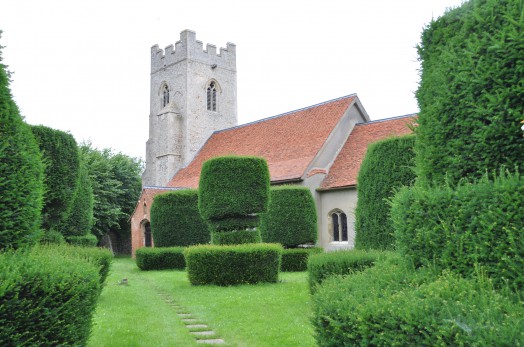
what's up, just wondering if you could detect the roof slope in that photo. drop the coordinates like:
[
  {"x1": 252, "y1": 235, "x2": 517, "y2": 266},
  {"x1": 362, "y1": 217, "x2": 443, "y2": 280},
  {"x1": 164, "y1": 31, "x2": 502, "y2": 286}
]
[
  {"x1": 320, "y1": 115, "x2": 415, "y2": 190},
  {"x1": 168, "y1": 95, "x2": 357, "y2": 188}
]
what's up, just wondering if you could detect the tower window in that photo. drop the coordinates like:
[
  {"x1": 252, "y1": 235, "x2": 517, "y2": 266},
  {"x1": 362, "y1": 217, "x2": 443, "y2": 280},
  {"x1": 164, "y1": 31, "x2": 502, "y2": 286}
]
[
  {"x1": 207, "y1": 81, "x2": 217, "y2": 111},
  {"x1": 329, "y1": 210, "x2": 348, "y2": 242},
  {"x1": 162, "y1": 84, "x2": 170, "y2": 108}
]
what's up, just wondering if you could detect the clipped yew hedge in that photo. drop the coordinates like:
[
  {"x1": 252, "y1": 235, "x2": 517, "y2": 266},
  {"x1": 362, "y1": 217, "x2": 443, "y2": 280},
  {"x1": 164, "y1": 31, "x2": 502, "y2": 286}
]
[
  {"x1": 312, "y1": 259, "x2": 524, "y2": 346},
  {"x1": 65, "y1": 234, "x2": 98, "y2": 248},
  {"x1": 184, "y1": 243, "x2": 282, "y2": 285},
  {"x1": 415, "y1": 0, "x2": 524, "y2": 185},
  {"x1": 260, "y1": 186, "x2": 318, "y2": 247},
  {"x1": 281, "y1": 247, "x2": 322, "y2": 272},
  {"x1": 150, "y1": 190, "x2": 210, "y2": 247},
  {"x1": 355, "y1": 135, "x2": 415, "y2": 250},
  {"x1": 391, "y1": 171, "x2": 524, "y2": 291},
  {"x1": 136, "y1": 247, "x2": 186, "y2": 270},
  {"x1": 0, "y1": 246, "x2": 101, "y2": 346}
]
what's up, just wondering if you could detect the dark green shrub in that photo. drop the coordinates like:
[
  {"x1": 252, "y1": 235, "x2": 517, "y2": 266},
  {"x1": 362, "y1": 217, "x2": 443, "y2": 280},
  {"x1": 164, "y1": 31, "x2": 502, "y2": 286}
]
[
  {"x1": 62, "y1": 158, "x2": 94, "y2": 237},
  {"x1": 308, "y1": 249, "x2": 390, "y2": 293},
  {"x1": 66, "y1": 234, "x2": 99, "y2": 248},
  {"x1": 150, "y1": 190, "x2": 210, "y2": 247},
  {"x1": 31, "y1": 125, "x2": 79, "y2": 231},
  {"x1": 0, "y1": 43, "x2": 44, "y2": 250},
  {"x1": 198, "y1": 156, "x2": 270, "y2": 232},
  {"x1": 0, "y1": 246, "x2": 100, "y2": 346},
  {"x1": 312, "y1": 260, "x2": 524, "y2": 346},
  {"x1": 415, "y1": 0, "x2": 524, "y2": 186},
  {"x1": 211, "y1": 229, "x2": 261, "y2": 245},
  {"x1": 136, "y1": 247, "x2": 186, "y2": 270},
  {"x1": 281, "y1": 247, "x2": 322, "y2": 272},
  {"x1": 391, "y1": 170, "x2": 524, "y2": 290},
  {"x1": 39, "y1": 229, "x2": 65, "y2": 245},
  {"x1": 260, "y1": 186, "x2": 318, "y2": 247},
  {"x1": 355, "y1": 136, "x2": 415, "y2": 250},
  {"x1": 184, "y1": 243, "x2": 282, "y2": 285}
]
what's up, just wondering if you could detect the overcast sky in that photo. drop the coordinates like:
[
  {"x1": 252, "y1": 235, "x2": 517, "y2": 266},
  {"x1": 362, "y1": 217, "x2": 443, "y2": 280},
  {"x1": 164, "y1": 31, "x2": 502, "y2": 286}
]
[{"x1": 1, "y1": 0, "x2": 465, "y2": 160}]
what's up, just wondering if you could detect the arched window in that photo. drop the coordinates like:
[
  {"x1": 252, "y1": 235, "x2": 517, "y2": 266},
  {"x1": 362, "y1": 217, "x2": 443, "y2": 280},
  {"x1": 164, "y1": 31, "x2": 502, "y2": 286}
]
[
  {"x1": 329, "y1": 210, "x2": 348, "y2": 242},
  {"x1": 162, "y1": 84, "x2": 170, "y2": 108},
  {"x1": 144, "y1": 221, "x2": 152, "y2": 247},
  {"x1": 207, "y1": 81, "x2": 217, "y2": 111}
]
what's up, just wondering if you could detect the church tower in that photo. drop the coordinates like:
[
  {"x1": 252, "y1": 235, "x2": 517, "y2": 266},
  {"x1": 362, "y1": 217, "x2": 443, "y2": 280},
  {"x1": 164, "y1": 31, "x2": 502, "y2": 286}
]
[{"x1": 142, "y1": 30, "x2": 238, "y2": 187}]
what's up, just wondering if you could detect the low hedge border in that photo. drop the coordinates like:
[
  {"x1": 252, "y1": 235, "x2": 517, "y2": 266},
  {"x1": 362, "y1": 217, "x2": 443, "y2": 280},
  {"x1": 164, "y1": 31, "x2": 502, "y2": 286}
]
[
  {"x1": 308, "y1": 249, "x2": 390, "y2": 293},
  {"x1": 65, "y1": 234, "x2": 98, "y2": 247},
  {"x1": 312, "y1": 259, "x2": 524, "y2": 346},
  {"x1": 281, "y1": 247, "x2": 323, "y2": 272},
  {"x1": 184, "y1": 243, "x2": 283, "y2": 286},
  {"x1": 0, "y1": 246, "x2": 101, "y2": 346},
  {"x1": 136, "y1": 247, "x2": 186, "y2": 270}
]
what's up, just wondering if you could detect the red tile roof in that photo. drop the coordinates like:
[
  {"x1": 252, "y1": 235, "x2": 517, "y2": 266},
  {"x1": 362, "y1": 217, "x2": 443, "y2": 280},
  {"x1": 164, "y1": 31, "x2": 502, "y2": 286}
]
[
  {"x1": 319, "y1": 115, "x2": 415, "y2": 190},
  {"x1": 168, "y1": 95, "x2": 357, "y2": 188}
]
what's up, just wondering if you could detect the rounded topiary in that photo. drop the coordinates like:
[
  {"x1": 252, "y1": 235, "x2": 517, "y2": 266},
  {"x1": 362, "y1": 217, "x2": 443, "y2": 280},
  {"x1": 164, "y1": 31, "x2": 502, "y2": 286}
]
[
  {"x1": 0, "y1": 46, "x2": 44, "y2": 250},
  {"x1": 259, "y1": 186, "x2": 318, "y2": 247},
  {"x1": 198, "y1": 156, "x2": 270, "y2": 230},
  {"x1": 150, "y1": 189, "x2": 210, "y2": 247},
  {"x1": 355, "y1": 135, "x2": 415, "y2": 250}
]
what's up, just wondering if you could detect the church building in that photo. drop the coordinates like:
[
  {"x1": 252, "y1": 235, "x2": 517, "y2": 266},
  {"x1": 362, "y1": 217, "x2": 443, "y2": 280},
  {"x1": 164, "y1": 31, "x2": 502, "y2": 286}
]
[{"x1": 131, "y1": 30, "x2": 414, "y2": 256}]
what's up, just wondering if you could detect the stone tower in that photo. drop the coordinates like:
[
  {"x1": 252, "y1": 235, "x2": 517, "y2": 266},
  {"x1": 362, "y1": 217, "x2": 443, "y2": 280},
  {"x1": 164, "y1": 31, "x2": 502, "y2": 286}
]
[{"x1": 142, "y1": 30, "x2": 238, "y2": 187}]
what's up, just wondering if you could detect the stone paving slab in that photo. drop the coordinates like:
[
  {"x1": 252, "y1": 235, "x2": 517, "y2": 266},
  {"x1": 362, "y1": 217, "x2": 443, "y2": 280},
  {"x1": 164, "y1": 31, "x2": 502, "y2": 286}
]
[
  {"x1": 196, "y1": 339, "x2": 225, "y2": 345},
  {"x1": 187, "y1": 324, "x2": 209, "y2": 329},
  {"x1": 191, "y1": 331, "x2": 215, "y2": 336}
]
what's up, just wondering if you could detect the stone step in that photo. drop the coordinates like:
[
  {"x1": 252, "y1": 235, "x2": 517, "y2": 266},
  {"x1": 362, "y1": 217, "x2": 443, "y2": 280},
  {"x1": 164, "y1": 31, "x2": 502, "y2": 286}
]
[
  {"x1": 191, "y1": 331, "x2": 215, "y2": 336},
  {"x1": 196, "y1": 339, "x2": 225, "y2": 345},
  {"x1": 187, "y1": 324, "x2": 209, "y2": 329}
]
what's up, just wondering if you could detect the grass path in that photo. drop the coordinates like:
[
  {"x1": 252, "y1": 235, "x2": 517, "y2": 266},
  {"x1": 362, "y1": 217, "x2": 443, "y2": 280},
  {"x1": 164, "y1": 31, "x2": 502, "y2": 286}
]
[{"x1": 88, "y1": 257, "x2": 316, "y2": 347}]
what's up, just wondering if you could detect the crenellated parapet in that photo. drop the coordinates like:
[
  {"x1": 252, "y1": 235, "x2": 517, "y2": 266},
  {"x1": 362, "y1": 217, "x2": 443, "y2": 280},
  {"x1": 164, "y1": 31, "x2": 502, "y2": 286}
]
[{"x1": 151, "y1": 29, "x2": 236, "y2": 73}]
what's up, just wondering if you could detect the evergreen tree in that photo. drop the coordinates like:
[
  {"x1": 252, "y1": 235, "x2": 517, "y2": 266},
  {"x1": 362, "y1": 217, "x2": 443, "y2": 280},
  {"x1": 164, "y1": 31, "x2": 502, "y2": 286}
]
[{"x1": 0, "y1": 34, "x2": 45, "y2": 249}]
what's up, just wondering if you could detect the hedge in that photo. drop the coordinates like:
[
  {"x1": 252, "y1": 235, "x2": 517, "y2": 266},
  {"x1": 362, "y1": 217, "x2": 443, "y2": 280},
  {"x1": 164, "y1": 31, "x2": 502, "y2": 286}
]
[
  {"x1": 415, "y1": 0, "x2": 524, "y2": 186},
  {"x1": 281, "y1": 247, "x2": 322, "y2": 272},
  {"x1": 260, "y1": 186, "x2": 318, "y2": 247},
  {"x1": 0, "y1": 47, "x2": 44, "y2": 250},
  {"x1": 136, "y1": 247, "x2": 186, "y2": 270},
  {"x1": 308, "y1": 249, "x2": 390, "y2": 293},
  {"x1": 150, "y1": 190, "x2": 210, "y2": 247},
  {"x1": 0, "y1": 246, "x2": 101, "y2": 346},
  {"x1": 211, "y1": 229, "x2": 261, "y2": 245},
  {"x1": 31, "y1": 125, "x2": 80, "y2": 231},
  {"x1": 66, "y1": 234, "x2": 99, "y2": 248},
  {"x1": 184, "y1": 243, "x2": 282, "y2": 285},
  {"x1": 355, "y1": 136, "x2": 415, "y2": 250},
  {"x1": 198, "y1": 156, "x2": 270, "y2": 230},
  {"x1": 312, "y1": 259, "x2": 524, "y2": 346},
  {"x1": 391, "y1": 170, "x2": 524, "y2": 291}
]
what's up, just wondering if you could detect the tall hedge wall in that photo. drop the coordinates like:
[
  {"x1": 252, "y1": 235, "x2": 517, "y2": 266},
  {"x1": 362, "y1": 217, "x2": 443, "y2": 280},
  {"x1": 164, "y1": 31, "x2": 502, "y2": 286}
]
[
  {"x1": 198, "y1": 156, "x2": 270, "y2": 228},
  {"x1": 62, "y1": 158, "x2": 94, "y2": 237},
  {"x1": 150, "y1": 190, "x2": 210, "y2": 247},
  {"x1": 259, "y1": 186, "x2": 317, "y2": 247},
  {"x1": 415, "y1": 0, "x2": 524, "y2": 185},
  {"x1": 355, "y1": 136, "x2": 415, "y2": 250},
  {"x1": 31, "y1": 125, "x2": 80, "y2": 231},
  {"x1": 0, "y1": 43, "x2": 44, "y2": 250}
]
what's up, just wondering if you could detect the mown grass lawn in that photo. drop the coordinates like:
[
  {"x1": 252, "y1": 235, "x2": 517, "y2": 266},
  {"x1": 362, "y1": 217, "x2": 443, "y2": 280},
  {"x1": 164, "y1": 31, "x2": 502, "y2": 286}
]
[{"x1": 88, "y1": 257, "x2": 316, "y2": 347}]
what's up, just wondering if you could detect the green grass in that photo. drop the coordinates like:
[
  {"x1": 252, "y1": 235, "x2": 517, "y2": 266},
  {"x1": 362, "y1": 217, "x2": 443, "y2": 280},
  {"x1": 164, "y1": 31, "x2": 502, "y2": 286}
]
[{"x1": 88, "y1": 257, "x2": 316, "y2": 347}]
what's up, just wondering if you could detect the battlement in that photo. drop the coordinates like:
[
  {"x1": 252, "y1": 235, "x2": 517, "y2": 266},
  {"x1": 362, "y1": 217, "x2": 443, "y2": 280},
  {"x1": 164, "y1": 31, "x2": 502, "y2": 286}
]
[{"x1": 151, "y1": 30, "x2": 236, "y2": 73}]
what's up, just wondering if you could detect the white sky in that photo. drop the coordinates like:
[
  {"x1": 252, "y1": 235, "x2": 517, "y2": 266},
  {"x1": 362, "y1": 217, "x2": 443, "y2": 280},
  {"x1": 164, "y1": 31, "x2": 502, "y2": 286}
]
[{"x1": 1, "y1": 0, "x2": 465, "y2": 160}]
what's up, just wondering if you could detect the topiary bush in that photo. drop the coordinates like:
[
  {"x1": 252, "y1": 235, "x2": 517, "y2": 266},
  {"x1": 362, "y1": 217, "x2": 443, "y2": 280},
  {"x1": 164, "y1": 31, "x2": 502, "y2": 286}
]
[
  {"x1": 184, "y1": 243, "x2": 282, "y2": 285},
  {"x1": 0, "y1": 42, "x2": 45, "y2": 250},
  {"x1": 355, "y1": 136, "x2": 415, "y2": 250},
  {"x1": 391, "y1": 170, "x2": 524, "y2": 291},
  {"x1": 308, "y1": 249, "x2": 390, "y2": 293},
  {"x1": 260, "y1": 186, "x2": 318, "y2": 247},
  {"x1": 415, "y1": 0, "x2": 524, "y2": 186},
  {"x1": 312, "y1": 259, "x2": 524, "y2": 346},
  {"x1": 136, "y1": 247, "x2": 186, "y2": 270},
  {"x1": 66, "y1": 234, "x2": 99, "y2": 248},
  {"x1": 31, "y1": 125, "x2": 80, "y2": 231},
  {"x1": 281, "y1": 247, "x2": 322, "y2": 272},
  {"x1": 150, "y1": 189, "x2": 210, "y2": 247},
  {"x1": 211, "y1": 229, "x2": 261, "y2": 245},
  {"x1": 0, "y1": 246, "x2": 101, "y2": 346},
  {"x1": 198, "y1": 156, "x2": 270, "y2": 244}
]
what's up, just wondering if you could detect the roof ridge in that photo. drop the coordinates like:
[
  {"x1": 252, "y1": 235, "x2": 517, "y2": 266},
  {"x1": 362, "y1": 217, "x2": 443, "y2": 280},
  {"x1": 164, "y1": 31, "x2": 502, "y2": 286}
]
[
  {"x1": 143, "y1": 186, "x2": 183, "y2": 190},
  {"x1": 215, "y1": 93, "x2": 358, "y2": 134},
  {"x1": 359, "y1": 113, "x2": 417, "y2": 125}
]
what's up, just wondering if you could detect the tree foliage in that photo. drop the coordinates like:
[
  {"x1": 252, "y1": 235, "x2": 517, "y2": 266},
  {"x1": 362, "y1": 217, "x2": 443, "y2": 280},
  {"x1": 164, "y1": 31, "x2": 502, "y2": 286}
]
[
  {"x1": 31, "y1": 125, "x2": 79, "y2": 231},
  {"x1": 355, "y1": 136, "x2": 416, "y2": 250},
  {"x1": 0, "y1": 36, "x2": 44, "y2": 249},
  {"x1": 415, "y1": 0, "x2": 524, "y2": 185}
]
